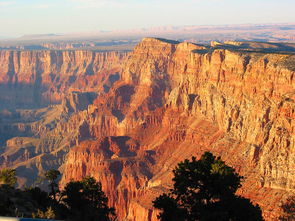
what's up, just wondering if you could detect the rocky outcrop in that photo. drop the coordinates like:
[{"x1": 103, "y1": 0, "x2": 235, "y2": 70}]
[
  {"x1": 59, "y1": 38, "x2": 295, "y2": 220},
  {"x1": 0, "y1": 50, "x2": 127, "y2": 108},
  {"x1": 0, "y1": 50, "x2": 127, "y2": 187},
  {"x1": 1, "y1": 38, "x2": 295, "y2": 220}
]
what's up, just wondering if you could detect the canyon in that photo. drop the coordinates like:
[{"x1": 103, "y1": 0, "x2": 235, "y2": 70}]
[{"x1": 0, "y1": 38, "x2": 295, "y2": 220}]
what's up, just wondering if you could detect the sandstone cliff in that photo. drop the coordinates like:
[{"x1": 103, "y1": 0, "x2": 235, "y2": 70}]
[
  {"x1": 0, "y1": 50, "x2": 127, "y2": 107},
  {"x1": 60, "y1": 38, "x2": 295, "y2": 220},
  {"x1": 1, "y1": 38, "x2": 295, "y2": 220},
  {"x1": 0, "y1": 50, "x2": 127, "y2": 187}
]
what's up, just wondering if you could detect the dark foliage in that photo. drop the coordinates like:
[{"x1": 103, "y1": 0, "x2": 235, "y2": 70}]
[
  {"x1": 153, "y1": 152, "x2": 263, "y2": 221},
  {"x1": 44, "y1": 169, "x2": 61, "y2": 200},
  {"x1": 279, "y1": 196, "x2": 295, "y2": 220},
  {"x1": 61, "y1": 176, "x2": 116, "y2": 221},
  {"x1": 0, "y1": 169, "x2": 115, "y2": 221},
  {"x1": 0, "y1": 185, "x2": 15, "y2": 216},
  {"x1": 0, "y1": 185, "x2": 54, "y2": 217}
]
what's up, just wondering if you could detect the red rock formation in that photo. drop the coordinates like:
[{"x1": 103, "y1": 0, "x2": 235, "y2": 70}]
[
  {"x1": 0, "y1": 50, "x2": 127, "y2": 187},
  {"x1": 0, "y1": 50, "x2": 127, "y2": 107},
  {"x1": 59, "y1": 38, "x2": 295, "y2": 220},
  {"x1": 1, "y1": 38, "x2": 295, "y2": 220}
]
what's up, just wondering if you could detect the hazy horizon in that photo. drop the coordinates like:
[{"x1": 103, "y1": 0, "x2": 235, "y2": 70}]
[{"x1": 0, "y1": 0, "x2": 294, "y2": 37}]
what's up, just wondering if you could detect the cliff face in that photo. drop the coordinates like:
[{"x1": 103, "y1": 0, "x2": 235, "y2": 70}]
[
  {"x1": 58, "y1": 38, "x2": 295, "y2": 220},
  {"x1": 1, "y1": 38, "x2": 295, "y2": 220},
  {"x1": 0, "y1": 50, "x2": 127, "y2": 107},
  {"x1": 0, "y1": 50, "x2": 127, "y2": 187}
]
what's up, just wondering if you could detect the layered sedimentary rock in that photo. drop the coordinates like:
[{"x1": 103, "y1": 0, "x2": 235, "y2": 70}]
[
  {"x1": 0, "y1": 50, "x2": 127, "y2": 107},
  {"x1": 0, "y1": 50, "x2": 127, "y2": 186},
  {"x1": 1, "y1": 38, "x2": 295, "y2": 220},
  {"x1": 59, "y1": 38, "x2": 295, "y2": 220}
]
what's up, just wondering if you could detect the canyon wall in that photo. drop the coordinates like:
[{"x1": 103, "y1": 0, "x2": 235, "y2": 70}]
[
  {"x1": 1, "y1": 38, "x2": 295, "y2": 220},
  {"x1": 60, "y1": 38, "x2": 295, "y2": 220},
  {"x1": 0, "y1": 49, "x2": 128, "y2": 186},
  {"x1": 0, "y1": 50, "x2": 127, "y2": 107}
]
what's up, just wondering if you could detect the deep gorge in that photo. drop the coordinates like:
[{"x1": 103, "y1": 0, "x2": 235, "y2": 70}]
[{"x1": 0, "y1": 38, "x2": 295, "y2": 220}]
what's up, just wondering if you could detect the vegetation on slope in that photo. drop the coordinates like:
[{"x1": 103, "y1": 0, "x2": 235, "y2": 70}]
[
  {"x1": 153, "y1": 152, "x2": 264, "y2": 221},
  {"x1": 0, "y1": 168, "x2": 116, "y2": 221},
  {"x1": 4, "y1": 152, "x2": 293, "y2": 221}
]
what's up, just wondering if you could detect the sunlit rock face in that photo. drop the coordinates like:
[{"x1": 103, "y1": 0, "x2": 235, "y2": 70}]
[
  {"x1": 0, "y1": 50, "x2": 127, "y2": 187},
  {"x1": 0, "y1": 50, "x2": 127, "y2": 107},
  {"x1": 1, "y1": 38, "x2": 295, "y2": 220}
]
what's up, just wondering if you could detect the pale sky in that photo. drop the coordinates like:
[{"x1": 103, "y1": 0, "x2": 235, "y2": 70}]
[{"x1": 0, "y1": 0, "x2": 294, "y2": 37}]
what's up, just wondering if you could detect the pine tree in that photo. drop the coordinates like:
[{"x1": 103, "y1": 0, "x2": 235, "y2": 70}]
[{"x1": 153, "y1": 152, "x2": 263, "y2": 221}]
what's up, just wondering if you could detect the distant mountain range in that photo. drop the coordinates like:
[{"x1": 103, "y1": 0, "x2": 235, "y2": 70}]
[
  {"x1": 0, "y1": 23, "x2": 294, "y2": 51},
  {"x1": 3, "y1": 23, "x2": 295, "y2": 42}
]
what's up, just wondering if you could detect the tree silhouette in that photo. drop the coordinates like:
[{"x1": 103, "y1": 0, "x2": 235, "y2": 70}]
[
  {"x1": 44, "y1": 169, "x2": 61, "y2": 200},
  {"x1": 0, "y1": 169, "x2": 113, "y2": 220},
  {"x1": 61, "y1": 176, "x2": 115, "y2": 221},
  {"x1": 0, "y1": 185, "x2": 14, "y2": 216},
  {"x1": 0, "y1": 168, "x2": 17, "y2": 187},
  {"x1": 153, "y1": 152, "x2": 263, "y2": 221}
]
